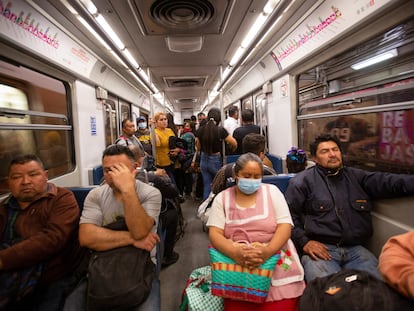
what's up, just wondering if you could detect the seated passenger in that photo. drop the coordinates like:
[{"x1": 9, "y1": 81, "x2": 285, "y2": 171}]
[
  {"x1": 285, "y1": 134, "x2": 414, "y2": 283},
  {"x1": 286, "y1": 146, "x2": 307, "y2": 173},
  {"x1": 207, "y1": 153, "x2": 305, "y2": 310},
  {"x1": 379, "y1": 231, "x2": 414, "y2": 300},
  {"x1": 129, "y1": 145, "x2": 180, "y2": 268},
  {"x1": 211, "y1": 133, "x2": 276, "y2": 195},
  {"x1": 0, "y1": 154, "x2": 86, "y2": 310},
  {"x1": 64, "y1": 144, "x2": 162, "y2": 311}
]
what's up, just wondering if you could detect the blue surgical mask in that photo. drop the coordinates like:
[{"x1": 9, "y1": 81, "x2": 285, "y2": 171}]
[
  {"x1": 237, "y1": 178, "x2": 261, "y2": 195},
  {"x1": 138, "y1": 122, "x2": 147, "y2": 129}
]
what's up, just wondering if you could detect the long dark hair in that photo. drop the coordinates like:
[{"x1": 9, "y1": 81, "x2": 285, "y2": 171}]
[
  {"x1": 167, "y1": 113, "x2": 178, "y2": 136},
  {"x1": 202, "y1": 108, "x2": 222, "y2": 155}
]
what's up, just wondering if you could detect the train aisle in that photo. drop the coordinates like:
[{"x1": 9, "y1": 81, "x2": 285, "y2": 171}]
[{"x1": 160, "y1": 197, "x2": 210, "y2": 311}]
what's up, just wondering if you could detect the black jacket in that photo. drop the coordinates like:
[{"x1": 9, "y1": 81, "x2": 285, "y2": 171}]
[{"x1": 285, "y1": 165, "x2": 414, "y2": 251}]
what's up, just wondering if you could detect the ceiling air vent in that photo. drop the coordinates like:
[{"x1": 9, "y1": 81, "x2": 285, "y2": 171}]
[
  {"x1": 164, "y1": 76, "x2": 208, "y2": 88},
  {"x1": 176, "y1": 98, "x2": 199, "y2": 104},
  {"x1": 150, "y1": 0, "x2": 214, "y2": 29},
  {"x1": 132, "y1": 0, "x2": 233, "y2": 35},
  {"x1": 166, "y1": 36, "x2": 203, "y2": 52}
]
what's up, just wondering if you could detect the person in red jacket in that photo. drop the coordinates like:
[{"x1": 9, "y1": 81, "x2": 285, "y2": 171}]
[
  {"x1": 379, "y1": 231, "x2": 414, "y2": 300},
  {"x1": 0, "y1": 154, "x2": 85, "y2": 310}
]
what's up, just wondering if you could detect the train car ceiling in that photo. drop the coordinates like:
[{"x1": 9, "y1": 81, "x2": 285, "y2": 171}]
[{"x1": 27, "y1": 0, "x2": 319, "y2": 113}]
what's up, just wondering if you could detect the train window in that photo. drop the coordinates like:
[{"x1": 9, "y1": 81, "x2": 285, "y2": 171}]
[
  {"x1": 242, "y1": 96, "x2": 253, "y2": 110},
  {"x1": 0, "y1": 61, "x2": 74, "y2": 194},
  {"x1": 255, "y1": 93, "x2": 268, "y2": 151},
  {"x1": 297, "y1": 21, "x2": 414, "y2": 174},
  {"x1": 119, "y1": 100, "x2": 131, "y2": 122},
  {"x1": 103, "y1": 99, "x2": 117, "y2": 146}
]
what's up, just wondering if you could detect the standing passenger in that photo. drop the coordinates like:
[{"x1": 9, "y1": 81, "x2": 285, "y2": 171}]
[
  {"x1": 153, "y1": 112, "x2": 178, "y2": 184},
  {"x1": 223, "y1": 105, "x2": 239, "y2": 136},
  {"x1": 195, "y1": 108, "x2": 237, "y2": 200},
  {"x1": 180, "y1": 121, "x2": 196, "y2": 198},
  {"x1": 135, "y1": 116, "x2": 152, "y2": 155},
  {"x1": 285, "y1": 134, "x2": 414, "y2": 282},
  {"x1": 115, "y1": 118, "x2": 144, "y2": 152},
  {"x1": 129, "y1": 145, "x2": 180, "y2": 269},
  {"x1": 166, "y1": 113, "x2": 178, "y2": 137},
  {"x1": 196, "y1": 112, "x2": 206, "y2": 130},
  {"x1": 232, "y1": 109, "x2": 260, "y2": 154}
]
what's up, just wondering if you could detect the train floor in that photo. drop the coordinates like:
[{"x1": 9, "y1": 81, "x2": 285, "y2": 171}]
[{"x1": 160, "y1": 196, "x2": 210, "y2": 311}]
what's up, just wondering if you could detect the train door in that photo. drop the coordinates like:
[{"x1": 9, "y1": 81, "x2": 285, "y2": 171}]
[
  {"x1": 255, "y1": 92, "x2": 268, "y2": 151},
  {"x1": 119, "y1": 99, "x2": 131, "y2": 123},
  {"x1": 241, "y1": 96, "x2": 253, "y2": 111},
  {"x1": 103, "y1": 98, "x2": 118, "y2": 146}
]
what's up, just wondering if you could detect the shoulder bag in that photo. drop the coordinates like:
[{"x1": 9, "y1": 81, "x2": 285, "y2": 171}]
[
  {"x1": 86, "y1": 218, "x2": 155, "y2": 311},
  {"x1": 208, "y1": 229, "x2": 279, "y2": 304}
]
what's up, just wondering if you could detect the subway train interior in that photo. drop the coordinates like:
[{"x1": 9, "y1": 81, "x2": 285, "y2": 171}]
[{"x1": 1, "y1": 0, "x2": 414, "y2": 310}]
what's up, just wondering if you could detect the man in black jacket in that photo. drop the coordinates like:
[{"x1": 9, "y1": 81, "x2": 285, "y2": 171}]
[
  {"x1": 285, "y1": 134, "x2": 414, "y2": 282},
  {"x1": 129, "y1": 145, "x2": 181, "y2": 268}
]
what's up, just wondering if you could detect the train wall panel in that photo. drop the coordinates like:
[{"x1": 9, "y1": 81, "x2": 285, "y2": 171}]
[
  {"x1": 221, "y1": 68, "x2": 266, "y2": 106},
  {"x1": 73, "y1": 81, "x2": 106, "y2": 186},
  {"x1": 89, "y1": 61, "x2": 148, "y2": 108},
  {"x1": 267, "y1": 75, "x2": 294, "y2": 158}
]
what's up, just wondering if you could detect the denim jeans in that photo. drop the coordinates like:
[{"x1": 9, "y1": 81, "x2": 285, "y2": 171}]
[
  {"x1": 301, "y1": 244, "x2": 382, "y2": 282},
  {"x1": 63, "y1": 276, "x2": 160, "y2": 311},
  {"x1": 4, "y1": 274, "x2": 79, "y2": 311},
  {"x1": 200, "y1": 152, "x2": 222, "y2": 200}
]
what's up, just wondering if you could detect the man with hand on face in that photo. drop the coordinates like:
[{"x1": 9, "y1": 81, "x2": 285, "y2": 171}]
[
  {"x1": 285, "y1": 134, "x2": 414, "y2": 283},
  {"x1": 64, "y1": 144, "x2": 162, "y2": 311}
]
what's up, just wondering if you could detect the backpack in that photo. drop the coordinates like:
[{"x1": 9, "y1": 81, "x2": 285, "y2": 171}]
[
  {"x1": 86, "y1": 218, "x2": 155, "y2": 311},
  {"x1": 299, "y1": 269, "x2": 414, "y2": 311}
]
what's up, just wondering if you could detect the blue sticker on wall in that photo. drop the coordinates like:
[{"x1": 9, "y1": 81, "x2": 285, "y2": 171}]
[{"x1": 90, "y1": 116, "x2": 97, "y2": 136}]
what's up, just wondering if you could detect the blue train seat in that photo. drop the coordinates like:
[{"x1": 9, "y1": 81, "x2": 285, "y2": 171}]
[
  {"x1": 262, "y1": 174, "x2": 293, "y2": 194},
  {"x1": 225, "y1": 154, "x2": 240, "y2": 164},
  {"x1": 225, "y1": 153, "x2": 283, "y2": 174},
  {"x1": 265, "y1": 153, "x2": 283, "y2": 174},
  {"x1": 67, "y1": 186, "x2": 95, "y2": 210},
  {"x1": 67, "y1": 186, "x2": 164, "y2": 273},
  {"x1": 89, "y1": 165, "x2": 103, "y2": 185}
]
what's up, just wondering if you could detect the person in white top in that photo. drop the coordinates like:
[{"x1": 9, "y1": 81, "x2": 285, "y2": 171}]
[{"x1": 223, "y1": 106, "x2": 239, "y2": 136}]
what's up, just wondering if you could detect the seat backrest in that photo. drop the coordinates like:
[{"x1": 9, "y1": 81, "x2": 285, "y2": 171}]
[
  {"x1": 89, "y1": 165, "x2": 103, "y2": 185},
  {"x1": 226, "y1": 153, "x2": 283, "y2": 174},
  {"x1": 262, "y1": 174, "x2": 293, "y2": 194},
  {"x1": 67, "y1": 186, "x2": 94, "y2": 211},
  {"x1": 225, "y1": 154, "x2": 240, "y2": 164},
  {"x1": 265, "y1": 153, "x2": 283, "y2": 174}
]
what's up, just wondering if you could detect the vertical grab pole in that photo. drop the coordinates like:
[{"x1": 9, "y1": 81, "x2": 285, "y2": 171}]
[
  {"x1": 219, "y1": 65, "x2": 226, "y2": 164},
  {"x1": 148, "y1": 69, "x2": 157, "y2": 161}
]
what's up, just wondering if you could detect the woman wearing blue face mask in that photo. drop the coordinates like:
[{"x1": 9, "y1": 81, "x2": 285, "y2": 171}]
[{"x1": 207, "y1": 153, "x2": 305, "y2": 311}]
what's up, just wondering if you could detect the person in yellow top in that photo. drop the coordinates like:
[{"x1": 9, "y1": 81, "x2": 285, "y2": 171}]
[{"x1": 153, "y1": 112, "x2": 178, "y2": 184}]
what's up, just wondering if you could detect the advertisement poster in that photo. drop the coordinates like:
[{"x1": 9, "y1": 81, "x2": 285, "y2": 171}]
[{"x1": 380, "y1": 110, "x2": 414, "y2": 166}]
